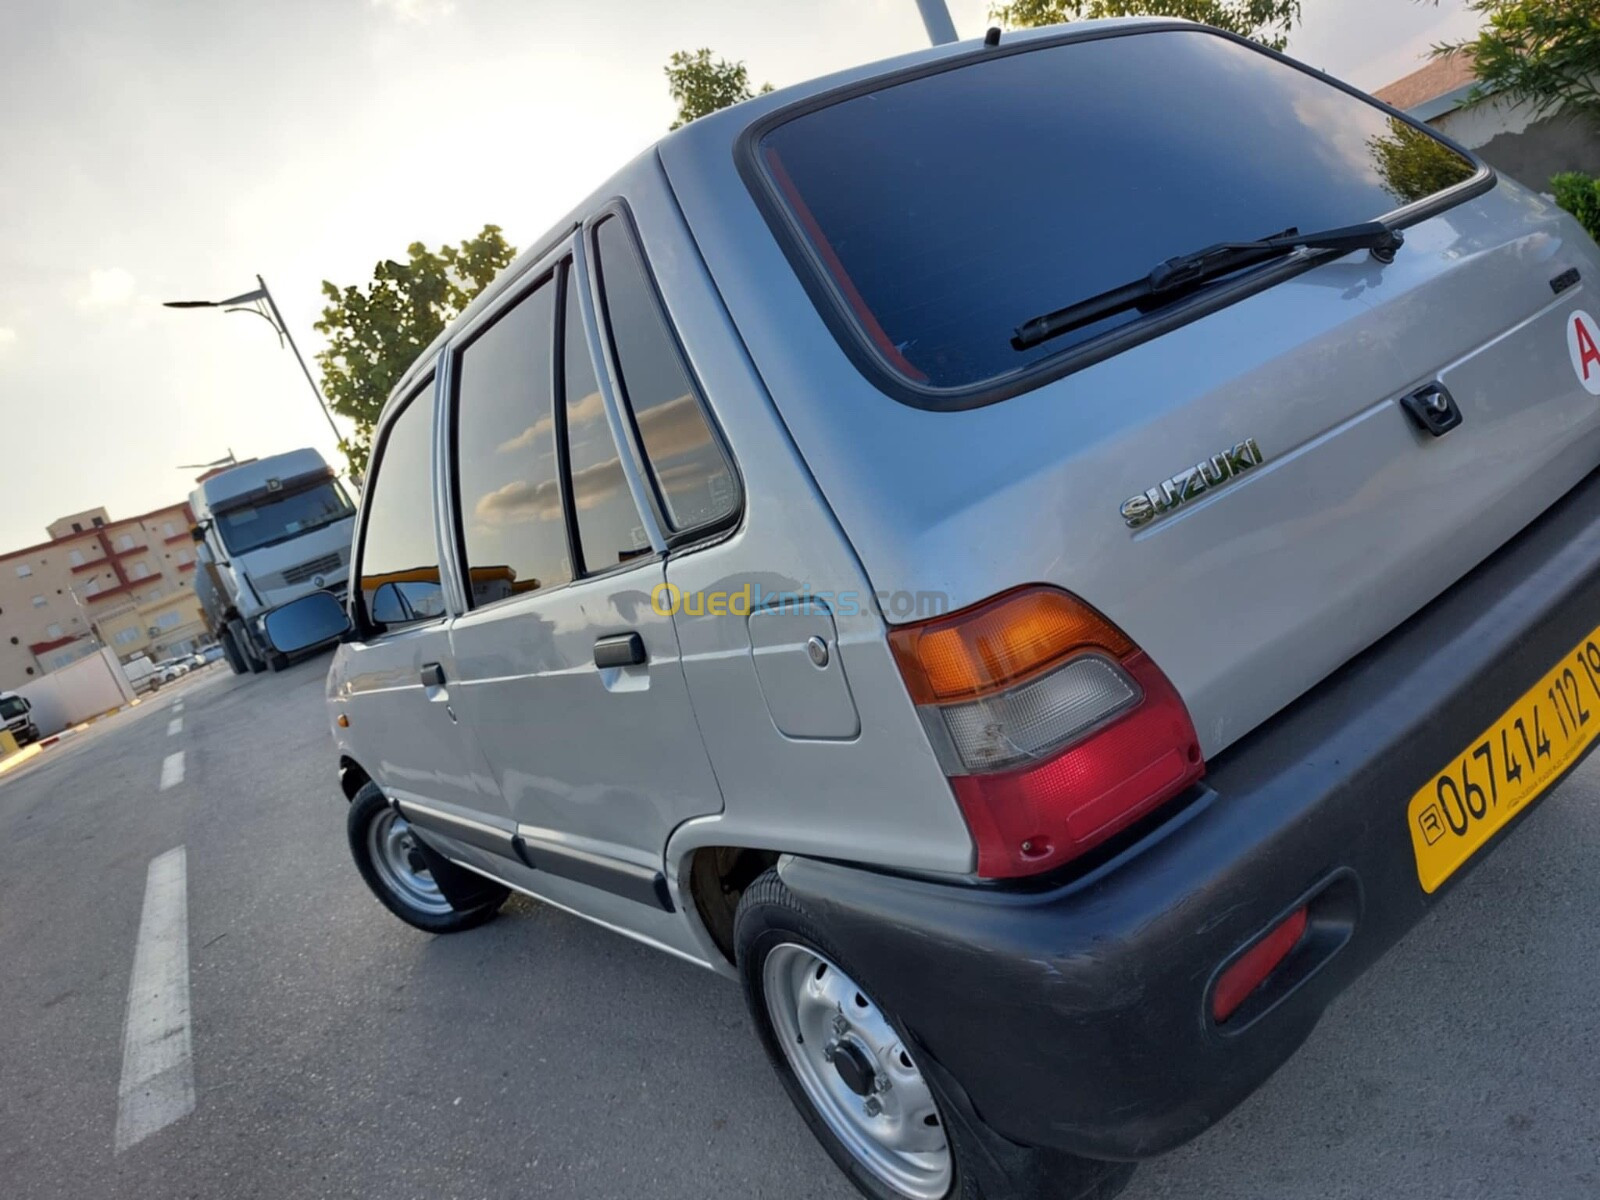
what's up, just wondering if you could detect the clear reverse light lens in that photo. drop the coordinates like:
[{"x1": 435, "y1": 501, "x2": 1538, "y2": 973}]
[{"x1": 939, "y1": 654, "x2": 1140, "y2": 773}]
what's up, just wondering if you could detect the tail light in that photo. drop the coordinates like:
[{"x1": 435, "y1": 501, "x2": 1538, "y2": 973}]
[{"x1": 890, "y1": 586, "x2": 1204, "y2": 878}]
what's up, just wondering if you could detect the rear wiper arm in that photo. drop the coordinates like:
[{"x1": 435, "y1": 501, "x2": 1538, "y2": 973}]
[{"x1": 1011, "y1": 221, "x2": 1405, "y2": 351}]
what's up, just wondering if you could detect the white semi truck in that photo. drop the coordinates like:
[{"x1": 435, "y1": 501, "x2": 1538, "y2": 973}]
[{"x1": 189, "y1": 449, "x2": 357, "y2": 674}]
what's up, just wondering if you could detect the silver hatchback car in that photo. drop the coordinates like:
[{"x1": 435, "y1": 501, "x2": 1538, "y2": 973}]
[{"x1": 324, "y1": 19, "x2": 1600, "y2": 1200}]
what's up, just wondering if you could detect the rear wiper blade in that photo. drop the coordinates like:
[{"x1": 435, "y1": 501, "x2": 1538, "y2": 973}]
[{"x1": 1011, "y1": 220, "x2": 1405, "y2": 351}]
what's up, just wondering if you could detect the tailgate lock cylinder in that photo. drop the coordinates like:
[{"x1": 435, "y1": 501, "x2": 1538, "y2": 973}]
[{"x1": 1400, "y1": 382, "x2": 1462, "y2": 438}]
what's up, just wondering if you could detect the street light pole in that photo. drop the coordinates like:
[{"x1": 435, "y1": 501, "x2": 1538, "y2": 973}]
[
  {"x1": 915, "y1": 0, "x2": 959, "y2": 44},
  {"x1": 163, "y1": 276, "x2": 351, "y2": 475}
]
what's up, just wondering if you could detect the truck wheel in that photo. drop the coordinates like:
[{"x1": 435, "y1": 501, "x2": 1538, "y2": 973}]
[
  {"x1": 735, "y1": 869, "x2": 1130, "y2": 1200},
  {"x1": 346, "y1": 783, "x2": 507, "y2": 934},
  {"x1": 219, "y1": 629, "x2": 248, "y2": 676}
]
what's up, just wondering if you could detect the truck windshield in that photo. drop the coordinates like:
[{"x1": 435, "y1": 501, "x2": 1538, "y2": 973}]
[
  {"x1": 0, "y1": 696, "x2": 27, "y2": 721},
  {"x1": 215, "y1": 481, "x2": 355, "y2": 555},
  {"x1": 752, "y1": 27, "x2": 1479, "y2": 393}
]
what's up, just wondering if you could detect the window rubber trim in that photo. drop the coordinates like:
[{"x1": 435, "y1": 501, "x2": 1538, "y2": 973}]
[
  {"x1": 734, "y1": 21, "x2": 1498, "y2": 413},
  {"x1": 583, "y1": 199, "x2": 745, "y2": 551}
]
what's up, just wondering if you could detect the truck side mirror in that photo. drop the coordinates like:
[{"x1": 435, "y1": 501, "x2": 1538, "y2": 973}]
[{"x1": 190, "y1": 525, "x2": 206, "y2": 542}]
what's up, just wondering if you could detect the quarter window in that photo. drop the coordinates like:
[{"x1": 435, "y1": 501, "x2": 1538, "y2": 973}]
[
  {"x1": 561, "y1": 268, "x2": 651, "y2": 573},
  {"x1": 593, "y1": 216, "x2": 736, "y2": 533},
  {"x1": 453, "y1": 276, "x2": 571, "y2": 607},
  {"x1": 357, "y1": 382, "x2": 445, "y2": 630}
]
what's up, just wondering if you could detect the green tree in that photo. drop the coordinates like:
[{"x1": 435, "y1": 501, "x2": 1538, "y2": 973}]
[
  {"x1": 1552, "y1": 172, "x2": 1600, "y2": 242},
  {"x1": 989, "y1": 0, "x2": 1301, "y2": 51},
  {"x1": 1425, "y1": 1, "x2": 1600, "y2": 124},
  {"x1": 1367, "y1": 116, "x2": 1478, "y2": 204},
  {"x1": 315, "y1": 225, "x2": 516, "y2": 477},
  {"x1": 665, "y1": 48, "x2": 772, "y2": 130}
]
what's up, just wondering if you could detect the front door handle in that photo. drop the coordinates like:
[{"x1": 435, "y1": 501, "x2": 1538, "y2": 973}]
[
  {"x1": 594, "y1": 632, "x2": 646, "y2": 668},
  {"x1": 420, "y1": 662, "x2": 446, "y2": 687}
]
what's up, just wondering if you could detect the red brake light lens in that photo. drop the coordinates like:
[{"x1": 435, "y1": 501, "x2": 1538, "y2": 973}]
[{"x1": 891, "y1": 586, "x2": 1203, "y2": 878}]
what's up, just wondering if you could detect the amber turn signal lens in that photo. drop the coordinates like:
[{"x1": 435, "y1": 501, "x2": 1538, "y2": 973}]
[
  {"x1": 888, "y1": 586, "x2": 1135, "y2": 704},
  {"x1": 337, "y1": 713, "x2": 350, "y2": 728}
]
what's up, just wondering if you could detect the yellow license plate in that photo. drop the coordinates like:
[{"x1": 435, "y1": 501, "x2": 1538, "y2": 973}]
[{"x1": 1409, "y1": 625, "x2": 1600, "y2": 892}]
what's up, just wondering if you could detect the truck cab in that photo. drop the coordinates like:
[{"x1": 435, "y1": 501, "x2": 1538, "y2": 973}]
[
  {"x1": 0, "y1": 692, "x2": 39, "y2": 747},
  {"x1": 189, "y1": 449, "x2": 357, "y2": 673}
]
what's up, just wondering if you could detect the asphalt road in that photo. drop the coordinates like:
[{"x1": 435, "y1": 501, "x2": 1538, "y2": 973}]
[{"x1": 1, "y1": 657, "x2": 1597, "y2": 1199}]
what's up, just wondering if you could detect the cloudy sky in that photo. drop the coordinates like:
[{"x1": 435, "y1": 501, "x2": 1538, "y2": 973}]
[{"x1": 0, "y1": 0, "x2": 1482, "y2": 550}]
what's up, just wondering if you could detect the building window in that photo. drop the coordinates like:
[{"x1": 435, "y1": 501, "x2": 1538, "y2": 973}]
[
  {"x1": 31, "y1": 595, "x2": 46, "y2": 608},
  {"x1": 72, "y1": 522, "x2": 83, "y2": 532},
  {"x1": 130, "y1": 562, "x2": 150, "y2": 580},
  {"x1": 84, "y1": 579, "x2": 100, "y2": 596},
  {"x1": 176, "y1": 549, "x2": 192, "y2": 565},
  {"x1": 15, "y1": 564, "x2": 31, "y2": 578},
  {"x1": 154, "y1": 610, "x2": 183, "y2": 631},
  {"x1": 92, "y1": 517, "x2": 104, "y2": 527},
  {"x1": 47, "y1": 623, "x2": 62, "y2": 638},
  {"x1": 163, "y1": 522, "x2": 175, "y2": 538},
  {"x1": 117, "y1": 533, "x2": 135, "y2": 551},
  {"x1": 113, "y1": 627, "x2": 140, "y2": 646},
  {"x1": 68, "y1": 549, "x2": 84, "y2": 566}
]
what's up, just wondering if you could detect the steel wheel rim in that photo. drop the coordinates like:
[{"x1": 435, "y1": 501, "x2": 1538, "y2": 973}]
[
  {"x1": 763, "y1": 943, "x2": 952, "y2": 1200},
  {"x1": 367, "y1": 809, "x2": 453, "y2": 916}
]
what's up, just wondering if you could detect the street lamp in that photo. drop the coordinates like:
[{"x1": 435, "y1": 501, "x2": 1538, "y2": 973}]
[
  {"x1": 177, "y1": 451, "x2": 239, "y2": 473},
  {"x1": 914, "y1": 0, "x2": 958, "y2": 44},
  {"x1": 163, "y1": 275, "x2": 347, "y2": 459}
]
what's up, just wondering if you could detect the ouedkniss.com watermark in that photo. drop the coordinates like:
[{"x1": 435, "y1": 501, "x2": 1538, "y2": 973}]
[{"x1": 651, "y1": 582, "x2": 949, "y2": 620}]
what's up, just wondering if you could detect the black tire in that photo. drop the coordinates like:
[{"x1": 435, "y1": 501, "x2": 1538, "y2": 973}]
[
  {"x1": 219, "y1": 629, "x2": 248, "y2": 675},
  {"x1": 735, "y1": 869, "x2": 1132, "y2": 1200},
  {"x1": 346, "y1": 782, "x2": 507, "y2": 933}
]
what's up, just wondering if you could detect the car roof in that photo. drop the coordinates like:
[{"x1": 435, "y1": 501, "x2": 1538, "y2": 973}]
[{"x1": 379, "y1": 17, "x2": 1172, "y2": 421}]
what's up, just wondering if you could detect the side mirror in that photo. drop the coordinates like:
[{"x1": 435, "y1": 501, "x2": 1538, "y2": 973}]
[
  {"x1": 261, "y1": 592, "x2": 351, "y2": 656},
  {"x1": 190, "y1": 524, "x2": 207, "y2": 543}
]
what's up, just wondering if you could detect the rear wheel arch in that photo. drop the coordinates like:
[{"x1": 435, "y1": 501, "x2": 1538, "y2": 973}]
[
  {"x1": 683, "y1": 845, "x2": 781, "y2": 967},
  {"x1": 338, "y1": 756, "x2": 373, "y2": 803}
]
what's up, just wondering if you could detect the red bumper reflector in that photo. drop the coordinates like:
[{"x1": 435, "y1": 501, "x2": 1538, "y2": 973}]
[{"x1": 1212, "y1": 906, "x2": 1309, "y2": 1024}]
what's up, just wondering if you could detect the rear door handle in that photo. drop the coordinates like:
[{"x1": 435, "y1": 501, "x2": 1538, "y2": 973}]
[
  {"x1": 594, "y1": 632, "x2": 646, "y2": 668},
  {"x1": 420, "y1": 662, "x2": 446, "y2": 687}
]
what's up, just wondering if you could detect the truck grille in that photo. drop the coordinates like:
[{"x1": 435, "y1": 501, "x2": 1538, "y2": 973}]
[{"x1": 282, "y1": 552, "x2": 343, "y2": 586}]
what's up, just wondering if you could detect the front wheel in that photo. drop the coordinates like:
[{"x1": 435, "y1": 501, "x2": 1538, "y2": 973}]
[{"x1": 346, "y1": 782, "x2": 507, "y2": 933}]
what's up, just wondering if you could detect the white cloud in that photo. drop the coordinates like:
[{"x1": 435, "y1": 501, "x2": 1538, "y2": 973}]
[
  {"x1": 370, "y1": 0, "x2": 456, "y2": 24},
  {"x1": 79, "y1": 268, "x2": 137, "y2": 308}
]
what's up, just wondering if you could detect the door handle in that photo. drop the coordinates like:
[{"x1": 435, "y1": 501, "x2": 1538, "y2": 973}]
[
  {"x1": 594, "y1": 632, "x2": 646, "y2": 668},
  {"x1": 420, "y1": 662, "x2": 446, "y2": 687}
]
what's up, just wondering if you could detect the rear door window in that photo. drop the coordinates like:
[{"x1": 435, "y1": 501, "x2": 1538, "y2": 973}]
[
  {"x1": 452, "y1": 275, "x2": 572, "y2": 607},
  {"x1": 592, "y1": 216, "x2": 738, "y2": 535},
  {"x1": 751, "y1": 27, "x2": 1480, "y2": 396},
  {"x1": 357, "y1": 381, "x2": 444, "y2": 630}
]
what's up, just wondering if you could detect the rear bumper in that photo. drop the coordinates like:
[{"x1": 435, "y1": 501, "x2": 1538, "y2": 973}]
[{"x1": 781, "y1": 463, "x2": 1600, "y2": 1162}]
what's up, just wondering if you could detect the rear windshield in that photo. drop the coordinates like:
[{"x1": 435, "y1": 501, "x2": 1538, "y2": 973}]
[{"x1": 752, "y1": 28, "x2": 1479, "y2": 394}]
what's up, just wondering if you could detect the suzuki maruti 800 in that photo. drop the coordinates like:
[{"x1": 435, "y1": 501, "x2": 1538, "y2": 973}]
[{"x1": 319, "y1": 19, "x2": 1600, "y2": 1200}]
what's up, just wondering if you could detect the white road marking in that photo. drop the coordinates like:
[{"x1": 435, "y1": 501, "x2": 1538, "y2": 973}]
[
  {"x1": 172, "y1": 702, "x2": 183, "y2": 714},
  {"x1": 166, "y1": 717, "x2": 183, "y2": 737},
  {"x1": 114, "y1": 847, "x2": 194, "y2": 1153},
  {"x1": 159, "y1": 751, "x2": 185, "y2": 791}
]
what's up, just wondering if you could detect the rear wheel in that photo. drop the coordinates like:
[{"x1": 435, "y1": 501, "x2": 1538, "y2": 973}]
[
  {"x1": 735, "y1": 869, "x2": 1131, "y2": 1200},
  {"x1": 346, "y1": 782, "x2": 506, "y2": 933}
]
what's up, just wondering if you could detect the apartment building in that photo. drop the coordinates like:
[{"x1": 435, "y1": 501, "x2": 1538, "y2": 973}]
[{"x1": 0, "y1": 503, "x2": 209, "y2": 691}]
